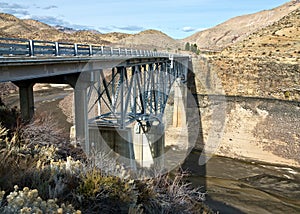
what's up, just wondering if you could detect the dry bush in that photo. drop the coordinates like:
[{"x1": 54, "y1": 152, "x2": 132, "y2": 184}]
[
  {"x1": 0, "y1": 99, "x2": 19, "y2": 131},
  {"x1": 0, "y1": 115, "x2": 212, "y2": 214},
  {"x1": 21, "y1": 113, "x2": 85, "y2": 161},
  {"x1": 0, "y1": 186, "x2": 80, "y2": 214},
  {"x1": 21, "y1": 112, "x2": 67, "y2": 146},
  {"x1": 139, "y1": 172, "x2": 210, "y2": 214}
]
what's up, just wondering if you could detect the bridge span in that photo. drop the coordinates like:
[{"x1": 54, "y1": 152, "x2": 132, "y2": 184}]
[{"x1": 0, "y1": 37, "x2": 194, "y2": 169}]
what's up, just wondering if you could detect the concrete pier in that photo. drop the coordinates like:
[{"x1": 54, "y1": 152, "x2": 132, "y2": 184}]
[
  {"x1": 173, "y1": 78, "x2": 187, "y2": 128},
  {"x1": 13, "y1": 81, "x2": 35, "y2": 121},
  {"x1": 88, "y1": 122, "x2": 164, "y2": 169},
  {"x1": 133, "y1": 122, "x2": 164, "y2": 168}
]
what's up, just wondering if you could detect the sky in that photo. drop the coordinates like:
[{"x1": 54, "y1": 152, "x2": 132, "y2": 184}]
[{"x1": 0, "y1": 0, "x2": 291, "y2": 39}]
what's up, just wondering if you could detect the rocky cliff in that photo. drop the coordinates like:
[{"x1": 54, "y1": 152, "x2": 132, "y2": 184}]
[
  {"x1": 196, "y1": 7, "x2": 300, "y2": 101},
  {"x1": 191, "y1": 7, "x2": 300, "y2": 167}
]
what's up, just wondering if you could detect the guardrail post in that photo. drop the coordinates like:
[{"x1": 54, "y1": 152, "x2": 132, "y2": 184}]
[
  {"x1": 110, "y1": 47, "x2": 113, "y2": 56},
  {"x1": 118, "y1": 48, "x2": 121, "y2": 56},
  {"x1": 74, "y1": 43, "x2": 78, "y2": 56},
  {"x1": 125, "y1": 49, "x2": 127, "y2": 56},
  {"x1": 28, "y1": 40, "x2": 34, "y2": 56},
  {"x1": 101, "y1": 46, "x2": 104, "y2": 55},
  {"x1": 55, "y1": 42, "x2": 59, "y2": 56},
  {"x1": 89, "y1": 45, "x2": 93, "y2": 56}
]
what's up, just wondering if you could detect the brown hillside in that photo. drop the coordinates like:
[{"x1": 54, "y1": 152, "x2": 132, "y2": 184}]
[
  {"x1": 101, "y1": 32, "x2": 131, "y2": 43},
  {"x1": 117, "y1": 29, "x2": 182, "y2": 51},
  {"x1": 183, "y1": 0, "x2": 300, "y2": 51},
  {"x1": 223, "y1": 7, "x2": 300, "y2": 64},
  {"x1": 0, "y1": 13, "x2": 123, "y2": 45},
  {"x1": 0, "y1": 13, "x2": 180, "y2": 50},
  {"x1": 202, "y1": 7, "x2": 300, "y2": 101},
  {"x1": 0, "y1": 13, "x2": 72, "y2": 41}
]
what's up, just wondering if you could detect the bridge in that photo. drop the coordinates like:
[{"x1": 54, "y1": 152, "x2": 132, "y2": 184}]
[{"x1": 0, "y1": 37, "x2": 194, "y2": 170}]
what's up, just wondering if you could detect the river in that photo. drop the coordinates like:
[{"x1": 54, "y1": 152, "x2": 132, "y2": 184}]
[
  {"x1": 3, "y1": 85, "x2": 300, "y2": 213},
  {"x1": 183, "y1": 151, "x2": 300, "y2": 213}
]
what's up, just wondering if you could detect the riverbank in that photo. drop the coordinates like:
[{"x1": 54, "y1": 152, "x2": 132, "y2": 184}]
[
  {"x1": 197, "y1": 95, "x2": 300, "y2": 168},
  {"x1": 182, "y1": 150, "x2": 300, "y2": 214}
]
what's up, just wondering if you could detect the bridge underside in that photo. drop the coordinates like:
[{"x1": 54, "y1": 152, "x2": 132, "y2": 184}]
[
  {"x1": 74, "y1": 58, "x2": 189, "y2": 155},
  {"x1": 4, "y1": 56, "x2": 190, "y2": 169},
  {"x1": 0, "y1": 37, "x2": 195, "y2": 170}
]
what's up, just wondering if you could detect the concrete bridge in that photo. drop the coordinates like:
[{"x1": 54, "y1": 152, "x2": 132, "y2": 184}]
[{"x1": 0, "y1": 37, "x2": 192, "y2": 169}]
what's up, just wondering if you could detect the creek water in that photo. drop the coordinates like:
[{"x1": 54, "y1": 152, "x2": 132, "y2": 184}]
[
  {"x1": 183, "y1": 151, "x2": 300, "y2": 214},
  {"x1": 3, "y1": 86, "x2": 300, "y2": 213}
]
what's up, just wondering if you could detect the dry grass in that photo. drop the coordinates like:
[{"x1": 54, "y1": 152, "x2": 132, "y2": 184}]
[{"x1": 0, "y1": 113, "x2": 213, "y2": 213}]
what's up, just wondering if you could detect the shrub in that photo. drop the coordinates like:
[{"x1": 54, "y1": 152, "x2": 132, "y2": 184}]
[
  {"x1": 0, "y1": 99, "x2": 19, "y2": 131},
  {"x1": 284, "y1": 91, "x2": 290, "y2": 99},
  {"x1": 0, "y1": 186, "x2": 81, "y2": 214},
  {"x1": 0, "y1": 117, "x2": 212, "y2": 214}
]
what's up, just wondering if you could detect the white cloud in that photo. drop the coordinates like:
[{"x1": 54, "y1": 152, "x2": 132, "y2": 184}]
[
  {"x1": 21, "y1": 15, "x2": 93, "y2": 30},
  {"x1": 182, "y1": 26, "x2": 196, "y2": 32},
  {"x1": 0, "y1": 2, "x2": 29, "y2": 16}
]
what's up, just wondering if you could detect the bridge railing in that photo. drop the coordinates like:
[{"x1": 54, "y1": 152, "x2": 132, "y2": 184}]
[{"x1": 0, "y1": 37, "x2": 176, "y2": 58}]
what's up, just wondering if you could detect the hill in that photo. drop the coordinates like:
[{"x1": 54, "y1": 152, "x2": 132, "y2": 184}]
[
  {"x1": 202, "y1": 7, "x2": 300, "y2": 101},
  {"x1": 0, "y1": 14, "x2": 177, "y2": 50},
  {"x1": 0, "y1": 13, "x2": 132, "y2": 45},
  {"x1": 117, "y1": 29, "x2": 182, "y2": 51},
  {"x1": 0, "y1": 13, "x2": 67, "y2": 41},
  {"x1": 183, "y1": 0, "x2": 300, "y2": 51}
]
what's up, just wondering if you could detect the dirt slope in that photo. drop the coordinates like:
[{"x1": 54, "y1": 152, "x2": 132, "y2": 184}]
[
  {"x1": 183, "y1": 0, "x2": 300, "y2": 50},
  {"x1": 117, "y1": 29, "x2": 182, "y2": 51}
]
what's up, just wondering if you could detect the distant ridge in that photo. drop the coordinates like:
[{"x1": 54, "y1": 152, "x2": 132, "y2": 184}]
[
  {"x1": 0, "y1": 13, "x2": 130, "y2": 46},
  {"x1": 117, "y1": 29, "x2": 182, "y2": 50},
  {"x1": 55, "y1": 25, "x2": 77, "y2": 34},
  {"x1": 182, "y1": 0, "x2": 300, "y2": 51},
  {"x1": 0, "y1": 1, "x2": 299, "y2": 51}
]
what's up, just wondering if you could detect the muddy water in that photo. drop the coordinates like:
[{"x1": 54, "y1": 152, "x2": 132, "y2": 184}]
[
  {"x1": 4, "y1": 87, "x2": 300, "y2": 213},
  {"x1": 183, "y1": 151, "x2": 300, "y2": 214}
]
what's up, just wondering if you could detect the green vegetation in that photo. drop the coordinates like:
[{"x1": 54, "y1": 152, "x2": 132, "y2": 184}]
[
  {"x1": 0, "y1": 102, "x2": 213, "y2": 213},
  {"x1": 185, "y1": 42, "x2": 200, "y2": 55},
  {"x1": 185, "y1": 42, "x2": 191, "y2": 51}
]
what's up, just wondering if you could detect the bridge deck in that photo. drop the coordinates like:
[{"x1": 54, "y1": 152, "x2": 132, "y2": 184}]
[{"x1": 0, "y1": 37, "x2": 189, "y2": 82}]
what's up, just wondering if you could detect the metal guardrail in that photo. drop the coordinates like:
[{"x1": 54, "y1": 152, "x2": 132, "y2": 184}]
[{"x1": 0, "y1": 37, "x2": 177, "y2": 58}]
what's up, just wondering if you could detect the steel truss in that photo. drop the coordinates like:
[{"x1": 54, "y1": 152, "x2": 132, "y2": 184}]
[{"x1": 85, "y1": 59, "x2": 186, "y2": 129}]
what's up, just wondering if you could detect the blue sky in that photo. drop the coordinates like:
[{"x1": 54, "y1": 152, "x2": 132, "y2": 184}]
[{"x1": 0, "y1": 0, "x2": 291, "y2": 38}]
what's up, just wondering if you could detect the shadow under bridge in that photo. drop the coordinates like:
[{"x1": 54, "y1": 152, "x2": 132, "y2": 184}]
[{"x1": 74, "y1": 57, "x2": 190, "y2": 170}]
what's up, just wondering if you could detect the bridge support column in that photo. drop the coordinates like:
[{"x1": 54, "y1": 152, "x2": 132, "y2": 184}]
[
  {"x1": 182, "y1": 59, "x2": 189, "y2": 82},
  {"x1": 74, "y1": 81, "x2": 89, "y2": 153},
  {"x1": 14, "y1": 81, "x2": 35, "y2": 121},
  {"x1": 133, "y1": 122, "x2": 164, "y2": 169},
  {"x1": 173, "y1": 78, "x2": 187, "y2": 128}
]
